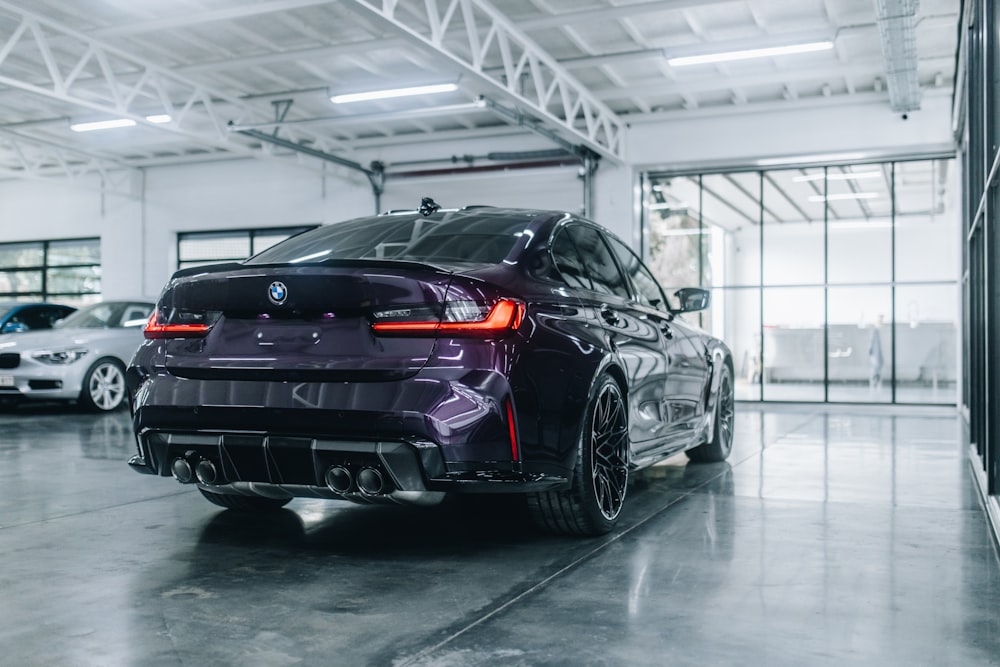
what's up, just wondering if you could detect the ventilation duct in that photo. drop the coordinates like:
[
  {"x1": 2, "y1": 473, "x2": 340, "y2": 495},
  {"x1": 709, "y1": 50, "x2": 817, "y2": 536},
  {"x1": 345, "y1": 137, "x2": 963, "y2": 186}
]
[{"x1": 874, "y1": 0, "x2": 921, "y2": 112}]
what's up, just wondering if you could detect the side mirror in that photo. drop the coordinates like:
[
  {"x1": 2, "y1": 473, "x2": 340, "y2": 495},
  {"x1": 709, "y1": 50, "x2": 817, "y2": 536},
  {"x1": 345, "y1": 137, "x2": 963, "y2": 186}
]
[
  {"x1": 674, "y1": 287, "x2": 710, "y2": 313},
  {"x1": 2, "y1": 321, "x2": 27, "y2": 333}
]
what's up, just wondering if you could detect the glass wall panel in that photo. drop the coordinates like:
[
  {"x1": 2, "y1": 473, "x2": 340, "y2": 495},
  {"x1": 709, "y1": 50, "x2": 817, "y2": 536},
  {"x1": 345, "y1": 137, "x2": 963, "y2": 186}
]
[
  {"x1": 0, "y1": 242, "x2": 43, "y2": 269},
  {"x1": 763, "y1": 168, "x2": 825, "y2": 286},
  {"x1": 646, "y1": 175, "x2": 702, "y2": 306},
  {"x1": 252, "y1": 232, "x2": 298, "y2": 254},
  {"x1": 178, "y1": 233, "x2": 251, "y2": 263},
  {"x1": 178, "y1": 226, "x2": 317, "y2": 270},
  {"x1": 827, "y1": 286, "x2": 892, "y2": 402},
  {"x1": 713, "y1": 287, "x2": 761, "y2": 400},
  {"x1": 894, "y1": 283, "x2": 958, "y2": 404},
  {"x1": 47, "y1": 266, "x2": 101, "y2": 295},
  {"x1": 0, "y1": 269, "x2": 43, "y2": 294},
  {"x1": 48, "y1": 239, "x2": 100, "y2": 266},
  {"x1": 702, "y1": 173, "x2": 759, "y2": 287},
  {"x1": 762, "y1": 287, "x2": 825, "y2": 401},
  {"x1": 896, "y1": 160, "x2": 959, "y2": 282},
  {"x1": 827, "y1": 164, "x2": 893, "y2": 284},
  {"x1": 645, "y1": 157, "x2": 958, "y2": 406}
]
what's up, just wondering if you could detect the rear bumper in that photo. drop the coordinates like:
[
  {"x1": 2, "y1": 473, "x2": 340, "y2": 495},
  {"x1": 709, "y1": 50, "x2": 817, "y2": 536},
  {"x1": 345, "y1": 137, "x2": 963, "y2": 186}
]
[
  {"x1": 127, "y1": 368, "x2": 571, "y2": 498},
  {"x1": 128, "y1": 429, "x2": 567, "y2": 499}
]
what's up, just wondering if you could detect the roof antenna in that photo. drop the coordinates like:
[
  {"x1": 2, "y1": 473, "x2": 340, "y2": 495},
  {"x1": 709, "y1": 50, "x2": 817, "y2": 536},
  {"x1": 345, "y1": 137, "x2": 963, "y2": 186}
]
[{"x1": 419, "y1": 197, "x2": 441, "y2": 216}]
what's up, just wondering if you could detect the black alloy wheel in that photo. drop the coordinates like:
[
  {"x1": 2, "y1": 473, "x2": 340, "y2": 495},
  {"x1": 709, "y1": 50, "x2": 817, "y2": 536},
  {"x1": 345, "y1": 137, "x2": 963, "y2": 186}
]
[
  {"x1": 687, "y1": 363, "x2": 735, "y2": 463},
  {"x1": 528, "y1": 374, "x2": 630, "y2": 536},
  {"x1": 590, "y1": 379, "x2": 630, "y2": 521}
]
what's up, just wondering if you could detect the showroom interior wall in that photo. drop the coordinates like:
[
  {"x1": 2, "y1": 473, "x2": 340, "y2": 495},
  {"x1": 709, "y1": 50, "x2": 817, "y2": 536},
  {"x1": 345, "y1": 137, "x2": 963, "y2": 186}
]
[{"x1": 0, "y1": 91, "x2": 956, "y2": 303}]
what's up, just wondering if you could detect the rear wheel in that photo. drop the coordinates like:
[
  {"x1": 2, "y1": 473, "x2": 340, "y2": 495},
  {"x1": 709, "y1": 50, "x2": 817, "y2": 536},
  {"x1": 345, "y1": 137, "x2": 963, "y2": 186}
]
[
  {"x1": 78, "y1": 357, "x2": 126, "y2": 412},
  {"x1": 528, "y1": 374, "x2": 629, "y2": 536},
  {"x1": 198, "y1": 487, "x2": 292, "y2": 512},
  {"x1": 687, "y1": 363, "x2": 735, "y2": 463}
]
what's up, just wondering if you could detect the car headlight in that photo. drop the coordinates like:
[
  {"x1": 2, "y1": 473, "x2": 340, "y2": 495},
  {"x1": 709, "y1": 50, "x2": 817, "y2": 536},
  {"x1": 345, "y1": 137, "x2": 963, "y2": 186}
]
[{"x1": 31, "y1": 348, "x2": 89, "y2": 365}]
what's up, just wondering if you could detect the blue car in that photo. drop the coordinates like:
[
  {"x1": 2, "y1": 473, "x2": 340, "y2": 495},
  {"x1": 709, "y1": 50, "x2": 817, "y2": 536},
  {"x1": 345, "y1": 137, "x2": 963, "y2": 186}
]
[{"x1": 0, "y1": 302, "x2": 76, "y2": 334}]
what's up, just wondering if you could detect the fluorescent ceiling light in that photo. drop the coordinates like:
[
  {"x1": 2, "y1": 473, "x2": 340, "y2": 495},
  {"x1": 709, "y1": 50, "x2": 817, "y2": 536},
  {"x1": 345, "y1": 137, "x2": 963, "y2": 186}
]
[
  {"x1": 70, "y1": 118, "x2": 137, "y2": 132},
  {"x1": 331, "y1": 83, "x2": 459, "y2": 104},
  {"x1": 70, "y1": 115, "x2": 172, "y2": 132},
  {"x1": 668, "y1": 41, "x2": 833, "y2": 67},
  {"x1": 808, "y1": 192, "x2": 880, "y2": 202},
  {"x1": 793, "y1": 171, "x2": 882, "y2": 182}
]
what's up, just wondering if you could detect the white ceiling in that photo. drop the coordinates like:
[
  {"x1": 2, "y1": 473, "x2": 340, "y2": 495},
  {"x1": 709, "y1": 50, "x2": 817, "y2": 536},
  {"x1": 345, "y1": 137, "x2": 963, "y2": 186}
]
[{"x1": 0, "y1": 0, "x2": 961, "y2": 185}]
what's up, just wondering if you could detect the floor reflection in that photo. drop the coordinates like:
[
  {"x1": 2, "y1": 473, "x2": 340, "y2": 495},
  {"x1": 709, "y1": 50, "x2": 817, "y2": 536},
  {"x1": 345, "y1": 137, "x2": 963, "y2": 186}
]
[{"x1": 1, "y1": 405, "x2": 997, "y2": 666}]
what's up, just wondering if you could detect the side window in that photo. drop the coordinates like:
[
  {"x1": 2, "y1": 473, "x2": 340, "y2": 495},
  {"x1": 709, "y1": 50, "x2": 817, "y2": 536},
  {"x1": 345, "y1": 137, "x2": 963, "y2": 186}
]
[
  {"x1": 550, "y1": 228, "x2": 592, "y2": 290},
  {"x1": 19, "y1": 307, "x2": 49, "y2": 330},
  {"x1": 607, "y1": 236, "x2": 670, "y2": 310},
  {"x1": 567, "y1": 225, "x2": 630, "y2": 299}
]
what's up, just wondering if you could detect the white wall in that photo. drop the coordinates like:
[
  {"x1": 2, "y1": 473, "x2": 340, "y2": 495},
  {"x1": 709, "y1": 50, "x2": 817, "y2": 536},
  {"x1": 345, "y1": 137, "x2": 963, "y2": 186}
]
[
  {"x1": 626, "y1": 94, "x2": 955, "y2": 170},
  {"x1": 0, "y1": 93, "x2": 957, "y2": 303}
]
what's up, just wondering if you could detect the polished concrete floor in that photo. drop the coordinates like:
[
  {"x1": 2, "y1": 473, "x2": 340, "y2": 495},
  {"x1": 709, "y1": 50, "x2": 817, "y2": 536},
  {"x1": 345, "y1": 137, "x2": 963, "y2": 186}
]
[{"x1": 1, "y1": 403, "x2": 997, "y2": 666}]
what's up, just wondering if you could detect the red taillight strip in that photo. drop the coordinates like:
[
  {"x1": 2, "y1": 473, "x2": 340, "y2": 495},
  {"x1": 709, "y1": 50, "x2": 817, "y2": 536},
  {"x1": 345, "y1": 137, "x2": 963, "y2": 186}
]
[
  {"x1": 372, "y1": 299, "x2": 524, "y2": 334},
  {"x1": 143, "y1": 311, "x2": 212, "y2": 339},
  {"x1": 506, "y1": 398, "x2": 519, "y2": 462}
]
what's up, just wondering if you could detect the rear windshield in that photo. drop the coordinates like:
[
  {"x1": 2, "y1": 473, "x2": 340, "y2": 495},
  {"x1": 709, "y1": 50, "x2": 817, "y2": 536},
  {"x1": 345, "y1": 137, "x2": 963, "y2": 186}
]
[{"x1": 247, "y1": 210, "x2": 540, "y2": 265}]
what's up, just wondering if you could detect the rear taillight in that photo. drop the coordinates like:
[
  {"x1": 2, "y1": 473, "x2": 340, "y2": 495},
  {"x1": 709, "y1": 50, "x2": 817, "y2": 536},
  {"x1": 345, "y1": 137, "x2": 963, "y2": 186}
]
[
  {"x1": 143, "y1": 309, "x2": 220, "y2": 339},
  {"x1": 372, "y1": 298, "x2": 524, "y2": 336}
]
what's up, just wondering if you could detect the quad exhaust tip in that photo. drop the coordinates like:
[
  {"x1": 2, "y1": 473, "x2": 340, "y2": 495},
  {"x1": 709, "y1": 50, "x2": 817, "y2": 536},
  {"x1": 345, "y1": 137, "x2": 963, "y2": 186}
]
[
  {"x1": 325, "y1": 465, "x2": 353, "y2": 494},
  {"x1": 357, "y1": 467, "x2": 386, "y2": 496},
  {"x1": 195, "y1": 459, "x2": 219, "y2": 485},
  {"x1": 171, "y1": 457, "x2": 194, "y2": 484},
  {"x1": 171, "y1": 456, "x2": 220, "y2": 485}
]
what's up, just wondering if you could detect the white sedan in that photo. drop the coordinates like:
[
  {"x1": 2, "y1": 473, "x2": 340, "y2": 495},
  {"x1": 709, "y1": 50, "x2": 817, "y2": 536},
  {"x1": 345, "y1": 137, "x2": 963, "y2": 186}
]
[{"x1": 0, "y1": 300, "x2": 153, "y2": 411}]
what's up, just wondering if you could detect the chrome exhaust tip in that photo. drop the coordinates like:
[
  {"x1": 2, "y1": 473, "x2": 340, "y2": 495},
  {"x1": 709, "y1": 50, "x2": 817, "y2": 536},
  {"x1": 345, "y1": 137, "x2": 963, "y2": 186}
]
[
  {"x1": 171, "y1": 457, "x2": 194, "y2": 484},
  {"x1": 356, "y1": 467, "x2": 386, "y2": 496},
  {"x1": 325, "y1": 465, "x2": 353, "y2": 494},
  {"x1": 195, "y1": 459, "x2": 219, "y2": 485}
]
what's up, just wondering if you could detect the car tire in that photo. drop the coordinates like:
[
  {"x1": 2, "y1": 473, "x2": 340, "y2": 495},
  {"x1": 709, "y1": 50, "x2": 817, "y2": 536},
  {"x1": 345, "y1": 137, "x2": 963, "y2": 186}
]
[
  {"x1": 528, "y1": 374, "x2": 629, "y2": 536},
  {"x1": 198, "y1": 487, "x2": 292, "y2": 512},
  {"x1": 78, "y1": 357, "x2": 126, "y2": 412},
  {"x1": 686, "y1": 362, "x2": 735, "y2": 463}
]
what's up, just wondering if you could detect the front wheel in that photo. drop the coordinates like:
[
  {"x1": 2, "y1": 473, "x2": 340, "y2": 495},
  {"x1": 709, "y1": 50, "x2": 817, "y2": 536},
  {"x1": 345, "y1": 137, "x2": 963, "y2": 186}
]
[
  {"x1": 528, "y1": 374, "x2": 629, "y2": 536},
  {"x1": 78, "y1": 357, "x2": 126, "y2": 412},
  {"x1": 687, "y1": 362, "x2": 735, "y2": 463},
  {"x1": 198, "y1": 488, "x2": 292, "y2": 512}
]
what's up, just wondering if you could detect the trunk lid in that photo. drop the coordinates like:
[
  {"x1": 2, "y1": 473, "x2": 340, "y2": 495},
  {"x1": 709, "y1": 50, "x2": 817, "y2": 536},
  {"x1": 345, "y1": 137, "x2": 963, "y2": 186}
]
[{"x1": 157, "y1": 262, "x2": 453, "y2": 382}]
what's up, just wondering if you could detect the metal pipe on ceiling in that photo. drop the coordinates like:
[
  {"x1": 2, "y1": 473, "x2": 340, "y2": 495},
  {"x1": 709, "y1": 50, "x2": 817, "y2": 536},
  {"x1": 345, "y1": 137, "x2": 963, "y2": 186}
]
[{"x1": 874, "y1": 0, "x2": 922, "y2": 113}]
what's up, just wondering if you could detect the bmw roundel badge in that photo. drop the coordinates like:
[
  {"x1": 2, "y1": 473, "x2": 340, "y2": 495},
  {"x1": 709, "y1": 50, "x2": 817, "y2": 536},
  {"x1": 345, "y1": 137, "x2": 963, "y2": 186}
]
[{"x1": 268, "y1": 281, "x2": 288, "y2": 305}]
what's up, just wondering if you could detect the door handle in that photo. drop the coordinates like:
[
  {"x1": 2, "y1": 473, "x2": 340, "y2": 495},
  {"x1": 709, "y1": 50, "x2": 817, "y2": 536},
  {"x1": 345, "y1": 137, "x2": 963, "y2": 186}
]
[
  {"x1": 660, "y1": 323, "x2": 673, "y2": 339},
  {"x1": 599, "y1": 305, "x2": 620, "y2": 326}
]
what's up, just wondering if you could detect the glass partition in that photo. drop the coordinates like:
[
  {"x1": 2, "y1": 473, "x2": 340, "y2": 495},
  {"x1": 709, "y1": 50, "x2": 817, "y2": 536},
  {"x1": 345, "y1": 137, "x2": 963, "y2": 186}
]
[{"x1": 644, "y1": 157, "x2": 958, "y2": 405}]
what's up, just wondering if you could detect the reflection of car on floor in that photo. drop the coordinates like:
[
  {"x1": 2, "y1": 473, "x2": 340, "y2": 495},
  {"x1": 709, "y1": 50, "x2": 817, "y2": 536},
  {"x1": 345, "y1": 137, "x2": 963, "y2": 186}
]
[
  {"x1": 0, "y1": 300, "x2": 154, "y2": 412},
  {"x1": 0, "y1": 302, "x2": 76, "y2": 334},
  {"x1": 127, "y1": 204, "x2": 735, "y2": 535}
]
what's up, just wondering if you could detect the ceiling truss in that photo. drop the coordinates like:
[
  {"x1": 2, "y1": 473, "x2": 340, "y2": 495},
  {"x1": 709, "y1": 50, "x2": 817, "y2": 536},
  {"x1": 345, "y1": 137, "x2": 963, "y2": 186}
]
[
  {"x1": 0, "y1": 128, "x2": 136, "y2": 195},
  {"x1": 343, "y1": 0, "x2": 625, "y2": 163},
  {"x1": 0, "y1": 0, "x2": 356, "y2": 181}
]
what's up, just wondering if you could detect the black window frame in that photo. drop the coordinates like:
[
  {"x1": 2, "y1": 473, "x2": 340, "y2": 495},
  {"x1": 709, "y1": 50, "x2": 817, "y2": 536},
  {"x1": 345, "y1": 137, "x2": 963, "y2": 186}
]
[
  {"x1": 177, "y1": 225, "x2": 318, "y2": 270},
  {"x1": 0, "y1": 237, "x2": 101, "y2": 303}
]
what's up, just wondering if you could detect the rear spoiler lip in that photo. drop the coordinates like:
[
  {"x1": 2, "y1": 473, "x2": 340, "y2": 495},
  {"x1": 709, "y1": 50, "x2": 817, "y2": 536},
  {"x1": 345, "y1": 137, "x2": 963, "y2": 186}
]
[{"x1": 169, "y1": 258, "x2": 496, "y2": 281}]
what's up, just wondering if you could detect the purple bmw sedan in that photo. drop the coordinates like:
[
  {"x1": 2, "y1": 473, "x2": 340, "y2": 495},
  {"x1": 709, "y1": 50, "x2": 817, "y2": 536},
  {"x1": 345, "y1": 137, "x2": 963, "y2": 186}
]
[{"x1": 127, "y1": 203, "x2": 734, "y2": 535}]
